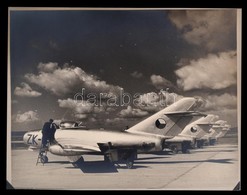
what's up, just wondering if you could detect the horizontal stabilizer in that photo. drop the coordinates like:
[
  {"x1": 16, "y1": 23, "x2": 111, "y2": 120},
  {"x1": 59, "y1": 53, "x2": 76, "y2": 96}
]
[
  {"x1": 197, "y1": 123, "x2": 214, "y2": 126},
  {"x1": 164, "y1": 111, "x2": 206, "y2": 117},
  {"x1": 196, "y1": 123, "x2": 222, "y2": 130},
  {"x1": 213, "y1": 125, "x2": 224, "y2": 129}
]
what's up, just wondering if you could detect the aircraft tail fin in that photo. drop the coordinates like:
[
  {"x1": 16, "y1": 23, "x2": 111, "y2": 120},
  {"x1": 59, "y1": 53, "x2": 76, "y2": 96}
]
[
  {"x1": 194, "y1": 114, "x2": 218, "y2": 133},
  {"x1": 127, "y1": 97, "x2": 204, "y2": 136},
  {"x1": 178, "y1": 114, "x2": 218, "y2": 137}
]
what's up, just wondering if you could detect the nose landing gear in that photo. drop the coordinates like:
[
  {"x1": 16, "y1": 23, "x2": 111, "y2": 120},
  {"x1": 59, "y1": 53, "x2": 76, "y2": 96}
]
[{"x1": 36, "y1": 148, "x2": 49, "y2": 165}]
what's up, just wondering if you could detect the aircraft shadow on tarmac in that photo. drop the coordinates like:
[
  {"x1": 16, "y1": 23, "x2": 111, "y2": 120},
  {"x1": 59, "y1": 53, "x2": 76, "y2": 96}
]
[
  {"x1": 64, "y1": 158, "x2": 235, "y2": 173},
  {"x1": 44, "y1": 156, "x2": 167, "y2": 173},
  {"x1": 46, "y1": 156, "x2": 235, "y2": 173},
  {"x1": 64, "y1": 161, "x2": 148, "y2": 173},
  {"x1": 135, "y1": 158, "x2": 236, "y2": 165},
  {"x1": 191, "y1": 149, "x2": 237, "y2": 153},
  {"x1": 136, "y1": 156, "x2": 170, "y2": 161},
  {"x1": 149, "y1": 151, "x2": 174, "y2": 155}
]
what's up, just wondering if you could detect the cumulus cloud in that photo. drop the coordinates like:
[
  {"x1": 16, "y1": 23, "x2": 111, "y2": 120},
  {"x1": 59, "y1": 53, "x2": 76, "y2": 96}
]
[
  {"x1": 202, "y1": 93, "x2": 237, "y2": 111},
  {"x1": 15, "y1": 110, "x2": 39, "y2": 123},
  {"x1": 106, "y1": 107, "x2": 116, "y2": 113},
  {"x1": 74, "y1": 113, "x2": 88, "y2": 119},
  {"x1": 106, "y1": 117, "x2": 125, "y2": 124},
  {"x1": 203, "y1": 107, "x2": 237, "y2": 127},
  {"x1": 130, "y1": 71, "x2": 143, "y2": 78},
  {"x1": 25, "y1": 62, "x2": 122, "y2": 96},
  {"x1": 134, "y1": 91, "x2": 183, "y2": 112},
  {"x1": 175, "y1": 51, "x2": 237, "y2": 91},
  {"x1": 58, "y1": 98, "x2": 95, "y2": 119},
  {"x1": 58, "y1": 98, "x2": 116, "y2": 119},
  {"x1": 37, "y1": 62, "x2": 59, "y2": 73},
  {"x1": 168, "y1": 10, "x2": 236, "y2": 51},
  {"x1": 104, "y1": 117, "x2": 141, "y2": 130},
  {"x1": 150, "y1": 74, "x2": 175, "y2": 90},
  {"x1": 134, "y1": 92, "x2": 161, "y2": 112},
  {"x1": 176, "y1": 58, "x2": 192, "y2": 67},
  {"x1": 119, "y1": 106, "x2": 149, "y2": 118},
  {"x1": 14, "y1": 82, "x2": 42, "y2": 97},
  {"x1": 159, "y1": 90, "x2": 184, "y2": 105}
]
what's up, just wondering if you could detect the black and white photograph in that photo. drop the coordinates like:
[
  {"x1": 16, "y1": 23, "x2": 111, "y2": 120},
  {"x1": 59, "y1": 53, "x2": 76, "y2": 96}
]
[{"x1": 7, "y1": 8, "x2": 241, "y2": 190}]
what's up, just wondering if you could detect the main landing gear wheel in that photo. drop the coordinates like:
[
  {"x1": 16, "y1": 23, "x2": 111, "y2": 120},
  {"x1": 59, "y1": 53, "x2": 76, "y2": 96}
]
[
  {"x1": 181, "y1": 144, "x2": 189, "y2": 154},
  {"x1": 126, "y1": 158, "x2": 134, "y2": 169},
  {"x1": 182, "y1": 148, "x2": 189, "y2": 154},
  {"x1": 41, "y1": 155, "x2": 48, "y2": 164},
  {"x1": 104, "y1": 155, "x2": 110, "y2": 162},
  {"x1": 171, "y1": 146, "x2": 178, "y2": 154}
]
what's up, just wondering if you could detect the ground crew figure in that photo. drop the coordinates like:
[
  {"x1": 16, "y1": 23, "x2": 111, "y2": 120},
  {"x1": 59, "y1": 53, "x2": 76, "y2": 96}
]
[{"x1": 41, "y1": 119, "x2": 57, "y2": 148}]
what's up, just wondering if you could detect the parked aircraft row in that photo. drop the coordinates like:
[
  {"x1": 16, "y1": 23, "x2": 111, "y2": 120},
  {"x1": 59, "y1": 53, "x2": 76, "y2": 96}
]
[{"x1": 23, "y1": 97, "x2": 231, "y2": 169}]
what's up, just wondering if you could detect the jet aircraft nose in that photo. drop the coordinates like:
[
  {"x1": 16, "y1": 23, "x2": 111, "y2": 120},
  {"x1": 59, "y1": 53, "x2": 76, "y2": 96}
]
[
  {"x1": 23, "y1": 132, "x2": 29, "y2": 145},
  {"x1": 23, "y1": 130, "x2": 42, "y2": 147}
]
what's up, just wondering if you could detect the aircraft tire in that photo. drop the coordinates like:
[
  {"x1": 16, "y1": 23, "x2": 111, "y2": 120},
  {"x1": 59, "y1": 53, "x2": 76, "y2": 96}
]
[
  {"x1": 182, "y1": 142, "x2": 190, "y2": 154},
  {"x1": 198, "y1": 140, "x2": 204, "y2": 148},
  {"x1": 182, "y1": 147, "x2": 190, "y2": 154},
  {"x1": 41, "y1": 155, "x2": 48, "y2": 164},
  {"x1": 171, "y1": 146, "x2": 178, "y2": 154},
  {"x1": 104, "y1": 155, "x2": 110, "y2": 162},
  {"x1": 126, "y1": 159, "x2": 134, "y2": 169}
]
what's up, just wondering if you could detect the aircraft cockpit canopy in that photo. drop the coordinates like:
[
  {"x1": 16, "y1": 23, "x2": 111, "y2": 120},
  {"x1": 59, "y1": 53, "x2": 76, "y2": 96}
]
[{"x1": 59, "y1": 121, "x2": 88, "y2": 130}]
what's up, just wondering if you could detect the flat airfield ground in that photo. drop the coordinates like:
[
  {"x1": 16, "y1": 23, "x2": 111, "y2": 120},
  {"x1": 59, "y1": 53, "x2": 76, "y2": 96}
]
[{"x1": 9, "y1": 143, "x2": 239, "y2": 190}]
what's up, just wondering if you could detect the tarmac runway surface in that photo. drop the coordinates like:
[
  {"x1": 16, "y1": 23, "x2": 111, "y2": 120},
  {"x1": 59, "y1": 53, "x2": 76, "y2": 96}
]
[{"x1": 9, "y1": 144, "x2": 240, "y2": 190}]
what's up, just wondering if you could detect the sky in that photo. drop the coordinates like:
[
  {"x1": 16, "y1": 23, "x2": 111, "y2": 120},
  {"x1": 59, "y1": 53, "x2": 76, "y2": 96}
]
[{"x1": 10, "y1": 9, "x2": 239, "y2": 131}]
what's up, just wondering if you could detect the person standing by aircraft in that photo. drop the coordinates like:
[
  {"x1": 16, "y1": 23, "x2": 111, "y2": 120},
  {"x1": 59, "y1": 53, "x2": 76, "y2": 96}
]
[{"x1": 41, "y1": 119, "x2": 57, "y2": 148}]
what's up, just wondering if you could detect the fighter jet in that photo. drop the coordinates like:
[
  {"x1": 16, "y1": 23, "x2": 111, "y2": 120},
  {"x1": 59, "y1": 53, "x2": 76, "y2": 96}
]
[
  {"x1": 200, "y1": 120, "x2": 228, "y2": 145},
  {"x1": 215, "y1": 123, "x2": 231, "y2": 139},
  {"x1": 23, "y1": 97, "x2": 204, "y2": 169},
  {"x1": 164, "y1": 114, "x2": 219, "y2": 153}
]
